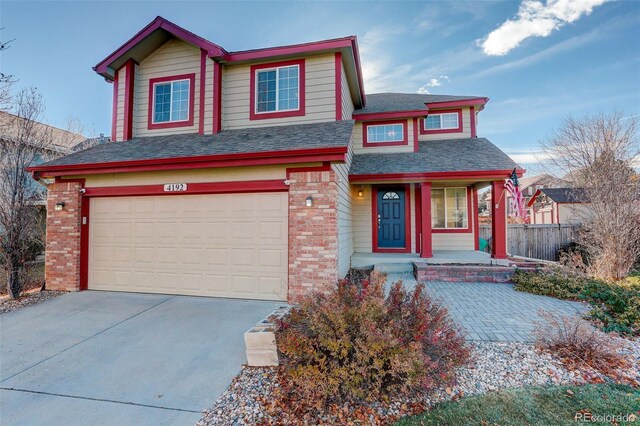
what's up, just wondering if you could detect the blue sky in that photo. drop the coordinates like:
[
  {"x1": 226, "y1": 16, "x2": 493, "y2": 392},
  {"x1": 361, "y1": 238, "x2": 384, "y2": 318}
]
[{"x1": 1, "y1": 0, "x2": 639, "y2": 171}]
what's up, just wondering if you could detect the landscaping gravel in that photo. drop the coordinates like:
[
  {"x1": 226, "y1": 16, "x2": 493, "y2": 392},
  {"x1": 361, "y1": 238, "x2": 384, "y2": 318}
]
[
  {"x1": 196, "y1": 341, "x2": 583, "y2": 425},
  {"x1": 0, "y1": 290, "x2": 65, "y2": 315}
]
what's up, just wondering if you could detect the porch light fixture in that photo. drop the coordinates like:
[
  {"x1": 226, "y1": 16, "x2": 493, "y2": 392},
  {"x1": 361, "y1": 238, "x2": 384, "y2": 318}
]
[
  {"x1": 305, "y1": 196, "x2": 313, "y2": 207},
  {"x1": 54, "y1": 202, "x2": 65, "y2": 211},
  {"x1": 358, "y1": 185, "x2": 364, "y2": 198}
]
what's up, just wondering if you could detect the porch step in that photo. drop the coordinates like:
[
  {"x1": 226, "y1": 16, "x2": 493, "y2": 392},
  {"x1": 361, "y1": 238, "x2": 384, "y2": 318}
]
[
  {"x1": 414, "y1": 263, "x2": 517, "y2": 283},
  {"x1": 374, "y1": 263, "x2": 414, "y2": 274}
]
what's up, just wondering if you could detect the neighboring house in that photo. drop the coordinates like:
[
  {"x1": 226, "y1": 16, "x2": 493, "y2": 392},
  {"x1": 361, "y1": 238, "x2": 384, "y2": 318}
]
[
  {"x1": 72, "y1": 134, "x2": 111, "y2": 152},
  {"x1": 505, "y1": 174, "x2": 568, "y2": 218},
  {"x1": 0, "y1": 111, "x2": 85, "y2": 205},
  {"x1": 527, "y1": 188, "x2": 591, "y2": 224},
  {"x1": 28, "y1": 16, "x2": 521, "y2": 302}
]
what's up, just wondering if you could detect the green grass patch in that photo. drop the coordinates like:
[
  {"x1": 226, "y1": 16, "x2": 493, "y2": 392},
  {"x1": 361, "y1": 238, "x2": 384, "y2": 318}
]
[{"x1": 397, "y1": 384, "x2": 639, "y2": 426}]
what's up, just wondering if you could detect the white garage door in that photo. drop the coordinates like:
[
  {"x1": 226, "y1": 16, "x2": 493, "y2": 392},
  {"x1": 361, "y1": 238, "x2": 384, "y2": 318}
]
[{"x1": 88, "y1": 193, "x2": 288, "y2": 301}]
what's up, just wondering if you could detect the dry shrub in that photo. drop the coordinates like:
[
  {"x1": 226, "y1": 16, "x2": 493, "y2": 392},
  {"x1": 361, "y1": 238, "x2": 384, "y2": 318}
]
[
  {"x1": 534, "y1": 310, "x2": 633, "y2": 385},
  {"x1": 275, "y1": 271, "x2": 470, "y2": 411}
]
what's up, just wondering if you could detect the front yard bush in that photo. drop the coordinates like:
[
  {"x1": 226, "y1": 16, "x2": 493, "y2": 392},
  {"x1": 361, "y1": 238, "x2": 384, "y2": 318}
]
[
  {"x1": 275, "y1": 272, "x2": 470, "y2": 406},
  {"x1": 513, "y1": 268, "x2": 640, "y2": 336}
]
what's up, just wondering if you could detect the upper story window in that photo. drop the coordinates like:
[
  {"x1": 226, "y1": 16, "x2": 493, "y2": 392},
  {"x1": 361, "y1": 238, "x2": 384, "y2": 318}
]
[
  {"x1": 421, "y1": 109, "x2": 463, "y2": 134},
  {"x1": 431, "y1": 187, "x2": 469, "y2": 229},
  {"x1": 362, "y1": 120, "x2": 408, "y2": 147},
  {"x1": 147, "y1": 73, "x2": 195, "y2": 130},
  {"x1": 250, "y1": 59, "x2": 306, "y2": 121}
]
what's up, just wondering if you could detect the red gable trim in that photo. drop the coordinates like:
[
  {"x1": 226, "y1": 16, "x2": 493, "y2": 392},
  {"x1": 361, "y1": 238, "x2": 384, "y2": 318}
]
[
  {"x1": 94, "y1": 16, "x2": 226, "y2": 77},
  {"x1": 213, "y1": 61, "x2": 222, "y2": 134},
  {"x1": 199, "y1": 49, "x2": 206, "y2": 135},
  {"x1": 426, "y1": 98, "x2": 488, "y2": 109},
  {"x1": 83, "y1": 179, "x2": 288, "y2": 198},
  {"x1": 110, "y1": 73, "x2": 118, "y2": 142},
  {"x1": 123, "y1": 59, "x2": 136, "y2": 141},
  {"x1": 527, "y1": 189, "x2": 542, "y2": 208},
  {"x1": 28, "y1": 147, "x2": 348, "y2": 177},
  {"x1": 349, "y1": 169, "x2": 523, "y2": 182}
]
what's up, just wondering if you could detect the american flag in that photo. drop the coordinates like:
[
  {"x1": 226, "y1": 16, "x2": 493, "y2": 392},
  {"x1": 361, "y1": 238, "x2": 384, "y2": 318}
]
[{"x1": 505, "y1": 168, "x2": 525, "y2": 218}]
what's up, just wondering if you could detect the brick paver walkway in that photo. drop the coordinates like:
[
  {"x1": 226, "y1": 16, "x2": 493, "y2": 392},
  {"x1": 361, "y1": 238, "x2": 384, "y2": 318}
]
[{"x1": 385, "y1": 273, "x2": 589, "y2": 342}]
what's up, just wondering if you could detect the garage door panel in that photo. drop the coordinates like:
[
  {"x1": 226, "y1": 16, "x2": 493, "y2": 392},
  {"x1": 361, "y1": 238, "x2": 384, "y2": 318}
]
[{"x1": 89, "y1": 193, "x2": 288, "y2": 301}]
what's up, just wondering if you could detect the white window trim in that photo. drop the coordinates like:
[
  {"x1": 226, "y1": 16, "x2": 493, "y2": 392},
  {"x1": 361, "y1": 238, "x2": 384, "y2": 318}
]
[
  {"x1": 432, "y1": 187, "x2": 468, "y2": 229},
  {"x1": 365, "y1": 123, "x2": 405, "y2": 143},
  {"x1": 151, "y1": 78, "x2": 191, "y2": 124},
  {"x1": 424, "y1": 112, "x2": 459, "y2": 131},
  {"x1": 254, "y1": 64, "x2": 300, "y2": 114}
]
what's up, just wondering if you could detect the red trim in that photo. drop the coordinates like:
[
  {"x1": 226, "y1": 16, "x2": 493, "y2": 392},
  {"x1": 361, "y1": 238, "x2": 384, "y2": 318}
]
[
  {"x1": 414, "y1": 185, "x2": 421, "y2": 253},
  {"x1": 285, "y1": 162, "x2": 331, "y2": 179},
  {"x1": 527, "y1": 189, "x2": 542, "y2": 207},
  {"x1": 420, "y1": 182, "x2": 432, "y2": 258},
  {"x1": 431, "y1": 187, "x2": 473, "y2": 234},
  {"x1": 79, "y1": 194, "x2": 89, "y2": 291},
  {"x1": 353, "y1": 110, "x2": 427, "y2": 121},
  {"x1": 249, "y1": 59, "x2": 306, "y2": 121},
  {"x1": 412, "y1": 117, "x2": 419, "y2": 152},
  {"x1": 147, "y1": 73, "x2": 196, "y2": 130},
  {"x1": 349, "y1": 169, "x2": 523, "y2": 182},
  {"x1": 213, "y1": 61, "x2": 222, "y2": 134},
  {"x1": 83, "y1": 180, "x2": 288, "y2": 198},
  {"x1": 110, "y1": 74, "x2": 118, "y2": 141},
  {"x1": 371, "y1": 184, "x2": 411, "y2": 253},
  {"x1": 123, "y1": 60, "x2": 136, "y2": 141},
  {"x1": 473, "y1": 188, "x2": 480, "y2": 250},
  {"x1": 199, "y1": 49, "x2": 206, "y2": 135},
  {"x1": 94, "y1": 16, "x2": 226, "y2": 77},
  {"x1": 470, "y1": 106, "x2": 477, "y2": 138},
  {"x1": 426, "y1": 98, "x2": 487, "y2": 109},
  {"x1": 420, "y1": 108, "x2": 463, "y2": 135},
  {"x1": 335, "y1": 52, "x2": 342, "y2": 121},
  {"x1": 29, "y1": 147, "x2": 347, "y2": 177},
  {"x1": 491, "y1": 180, "x2": 507, "y2": 259},
  {"x1": 362, "y1": 120, "x2": 408, "y2": 147}
]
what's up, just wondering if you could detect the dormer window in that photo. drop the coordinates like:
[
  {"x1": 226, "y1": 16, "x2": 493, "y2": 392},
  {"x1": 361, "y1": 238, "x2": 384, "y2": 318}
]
[
  {"x1": 250, "y1": 59, "x2": 306, "y2": 120},
  {"x1": 147, "y1": 73, "x2": 195, "y2": 130},
  {"x1": 362, "y1": 120, "x2": 408, "y2": 147},
  {"x1": 421, "y1": 109, "x2": 463, "y2": 134}
]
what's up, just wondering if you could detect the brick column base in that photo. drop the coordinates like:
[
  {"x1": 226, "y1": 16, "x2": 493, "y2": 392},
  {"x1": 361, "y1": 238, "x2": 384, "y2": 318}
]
[
  {"x1": 288, "y1": 169, "x2": 339, "y2": 302},
  {"x1": 45, "y1": 181, "x2": 83, "y2": 291}
]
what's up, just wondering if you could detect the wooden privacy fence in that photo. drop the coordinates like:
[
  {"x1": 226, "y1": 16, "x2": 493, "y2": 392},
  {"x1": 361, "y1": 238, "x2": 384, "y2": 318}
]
[{"x1": 479, "y1": 224, "x2": 580, "y2": 261}]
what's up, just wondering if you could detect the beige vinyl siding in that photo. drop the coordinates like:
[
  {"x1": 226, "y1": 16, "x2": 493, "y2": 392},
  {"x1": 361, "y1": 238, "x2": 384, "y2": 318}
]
[
  {"x1": 334, "y1": 142, "x2": 354, "y2": 278},
  {"x1": 202, "y1": 58, "x2": 215, "y2": 135},
  {"x1": 134, "y1": 39, "x2": 201, "y2": 137},
  {"x1": 432, "y1": 233, "x2": 474, "y2": 250},
  {"x1": 80, "y1": 164, "x2": 308, "y2": 188},
  {"x1": 114, "y1": 66, "x2": 127, "y2": 142},
  {"x1": 341, "y1": 62, "x2": 354, "y2": 120},
  {"x1": 353, "y1": 185, "x2": 373, "y2": 252},
  {"x1": 222, "y1": 54, "x2": 336, "y2": 129},
  {"x1": 558, "y1": 203, "x2": 592, "y2": 224},
  {"x1": 418, "y1": 107, "x2": 472, "y2": 141},
  {"x1": 352, "y1": 119, "x2": 415, "y2": 154}
]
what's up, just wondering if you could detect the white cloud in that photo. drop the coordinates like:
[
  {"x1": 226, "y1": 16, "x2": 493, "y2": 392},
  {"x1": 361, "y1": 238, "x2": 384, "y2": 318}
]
[
  {"x1": 416, "y1": 76, "x2": 449, "y2": 94},
  {"x1": 480, "y1": 0, "x2": 609, "y2": 56}
]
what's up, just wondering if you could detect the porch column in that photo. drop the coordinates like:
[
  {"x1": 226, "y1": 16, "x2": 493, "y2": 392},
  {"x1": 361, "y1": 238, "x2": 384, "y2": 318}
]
[
  {"x1": 420, "y1": 182, "x2": 433, "y2": 258},
  {"x1": 491, "y1": 180, "x2": 507, "y2": 259}
]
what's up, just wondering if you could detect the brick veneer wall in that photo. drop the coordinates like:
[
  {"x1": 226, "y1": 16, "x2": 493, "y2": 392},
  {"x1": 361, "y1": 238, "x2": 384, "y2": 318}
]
[
  {"x1": 45, "y1": 181, "x2": 83, "y2": 291},
  {"x1": 413, "y1": 263, "x2": 516, "y2": 283},
  {"x1": 288, "y1": 169, "x2": 339, "y2": 302}
]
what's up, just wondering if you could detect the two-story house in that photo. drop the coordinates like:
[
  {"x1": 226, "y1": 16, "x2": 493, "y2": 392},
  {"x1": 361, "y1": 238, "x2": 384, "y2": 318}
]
[{"x1": 29, "y1": 17, "x2": 521, "y2": 302}]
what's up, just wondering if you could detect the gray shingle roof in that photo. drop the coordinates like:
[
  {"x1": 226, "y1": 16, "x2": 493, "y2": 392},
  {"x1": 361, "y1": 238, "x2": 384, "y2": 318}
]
[
  {"x1": 355, "y1": 93, "x2": 485, "y2": 114},
  {"x1": 36, "y1": 120, "x2": 354, "y2": 168},
  {"x1": 539, "y1": 188, "x2": 589, "y2": 203},
  {"x1": 349, "y1": 138, "x2": 517, "y2": 175}
]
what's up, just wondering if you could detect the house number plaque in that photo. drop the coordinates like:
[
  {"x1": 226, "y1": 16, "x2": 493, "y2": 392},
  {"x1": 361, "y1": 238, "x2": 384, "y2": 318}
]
[{"x1": 163, "y1": 183, "x2": 188, "y2": 192}]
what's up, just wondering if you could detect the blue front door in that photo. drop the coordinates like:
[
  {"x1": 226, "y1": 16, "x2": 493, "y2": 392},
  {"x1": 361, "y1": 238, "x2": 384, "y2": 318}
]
[{"x1": 377, "y1": 188, "x2": 406, "y2": 248}]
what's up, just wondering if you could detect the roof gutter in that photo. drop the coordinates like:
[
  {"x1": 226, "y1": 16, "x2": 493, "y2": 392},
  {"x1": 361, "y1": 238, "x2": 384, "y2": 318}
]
[
  {"x1": 349, "y1": 169, "x2": 524, "y2": 183},
  {"x1": 27, "y1": 146, "x2": 348, "y2": 179}
]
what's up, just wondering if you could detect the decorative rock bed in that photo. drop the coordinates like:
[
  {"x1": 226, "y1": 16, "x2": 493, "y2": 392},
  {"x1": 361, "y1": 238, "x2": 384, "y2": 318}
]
[
  {"x1": 0, "y1": 290, "x2": 65, "y2": 315},
  {"x1": 197, "y1": 341, "x2": 590, "y2": 425}
]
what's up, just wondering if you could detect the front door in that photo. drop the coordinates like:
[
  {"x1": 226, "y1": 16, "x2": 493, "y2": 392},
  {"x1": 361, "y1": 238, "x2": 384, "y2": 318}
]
[{"x1": 377, "y1": 188, "x2": 406, "y2": 249}]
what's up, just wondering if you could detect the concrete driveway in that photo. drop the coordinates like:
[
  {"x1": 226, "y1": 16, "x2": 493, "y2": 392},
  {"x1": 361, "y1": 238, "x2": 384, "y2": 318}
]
[{"x1": 0, "y1": 291, "x2": 282, "y2": 425}]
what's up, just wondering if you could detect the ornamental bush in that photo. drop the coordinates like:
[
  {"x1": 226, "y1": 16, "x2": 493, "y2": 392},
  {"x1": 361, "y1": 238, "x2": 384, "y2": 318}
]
[{"x1": 275, "y1": 272, "x2": 470, "y2": 405}]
